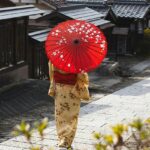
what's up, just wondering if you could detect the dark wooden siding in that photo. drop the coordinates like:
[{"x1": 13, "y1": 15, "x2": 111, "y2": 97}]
[
  {"x1": 0, "y1": 20, "x2": 14, "y2": 70},
  {"x1": 0, "y1": 17, "x2": 28, "y2": 72},
  {"x1": 16, "y1": 19, "x2": 27, "y2": 63},
  {"x1": 28, "y1": 41, "x2": 49, "y2": 79}
]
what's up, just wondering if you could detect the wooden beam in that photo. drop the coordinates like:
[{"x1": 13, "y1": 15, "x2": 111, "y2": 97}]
[
  {"x1": 13, "y1": 19, "x2": 16, "y2": 65},
  {"x1": 24, "y1": 17, "x2": 29, "y2": 61}
]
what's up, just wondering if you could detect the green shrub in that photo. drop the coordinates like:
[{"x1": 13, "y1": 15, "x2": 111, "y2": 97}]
[
  {"x1": 93, "y1": 118, "x2": 150, "y2": 150},
  {"x1": 12, "y1": 117, "x2": 150, "y2": 150},
  {"x1": 12, "y1": 118, "x2": 54, "y2": 150}
]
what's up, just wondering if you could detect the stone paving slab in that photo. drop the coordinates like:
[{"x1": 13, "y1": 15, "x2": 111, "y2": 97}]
[
  {"x1": 0, "y1": 77, "x2": 150, "y2": 150},
  {"x1": 0, "y1": 79, "x2": 53, "y2": 119},
  {"x1": 130, "y1": 59, "x2": 150, "y2": 73}
]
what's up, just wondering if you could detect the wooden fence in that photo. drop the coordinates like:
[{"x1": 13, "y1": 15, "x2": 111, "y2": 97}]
[
  {"x1": 28, "y1": 41, "x2": 49, "y2": 79},
  {"x1": 0, "y1": 18, "x2": 28, "y2": 72}
]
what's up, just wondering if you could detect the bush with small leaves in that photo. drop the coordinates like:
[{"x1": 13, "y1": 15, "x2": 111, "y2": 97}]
[
  {"x1": 12, "y1": 118, "x2": 54, "y2": 150},
  {"x1": 93, "y1": 118, "x2": 150, "y2": 150},
  {"x1": 12, "y1": 117, "x2": 150, "y2": 150}
]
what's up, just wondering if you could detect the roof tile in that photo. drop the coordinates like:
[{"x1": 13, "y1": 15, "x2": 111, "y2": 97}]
[
  {"x1": 112, "y1": 4, "x2": 150, "y2": 19},
  {"x1": 0, "y1": 5, "x2": 45, "y2": 20}
]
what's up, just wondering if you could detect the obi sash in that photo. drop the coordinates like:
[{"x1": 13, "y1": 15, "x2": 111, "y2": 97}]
[{"x1": 54, "y1": 71, "x2": 77, "y2": 85}]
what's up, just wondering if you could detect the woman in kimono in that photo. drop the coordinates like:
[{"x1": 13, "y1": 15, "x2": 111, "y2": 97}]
[{"x1": 48, "y1": 61, "x2": 90, "y2": 149}]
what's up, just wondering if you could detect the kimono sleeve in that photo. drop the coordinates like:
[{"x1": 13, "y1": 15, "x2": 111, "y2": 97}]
[
  {"x1": 71, "y1": 73, "x2": 90, "y2": 101},
  {"x1": 48, "y1": 61, "x2": 55, "y2": 97}
]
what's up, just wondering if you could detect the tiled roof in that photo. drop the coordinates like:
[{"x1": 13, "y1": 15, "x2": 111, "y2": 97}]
[
  {"x1": 95, "y1": 6, "x2": 110, "y2": 16},
  {"x1": 29, "y1": 28, "x2": 51, "y2": 42},
  {"x1": 65, "y1": 1, "x2": 117, "y2": 22},
  {"x1": 66, "y1": 0, "x2": 105, "y2": 4},
  {"x1": 0, "y1": 5, "x2": 45, "y2": 20},
  {"x1": 112, "y1": 4, "x2": 150, "y2": 19},
  {"x1": 66, "y1": 0, "x2": 148, "y2": 4},
  {"x1": 66, "y1": 0, "x2": 149, "y2": 5},
  {"x1": 59, "y1": 6, "x2": 105, "y2": 20},
  {"x1": 29, "y1": 17, "x2": 113, "y2": 43},
  {"x1": 113, "y1": 0, "x2": 147, "y2": 4},
  {"x1": 36, "y1": 5, "x2": 114, "y2": 29},
  {"x1": 10, "y1": 0, "x2": 41, "y2": 3},
  {"x1": 66, "y1": 0, "x2": 110, "y2": 16},
  {"x1": 58, "y1": 6, "x2": 114, "y2": 28}
]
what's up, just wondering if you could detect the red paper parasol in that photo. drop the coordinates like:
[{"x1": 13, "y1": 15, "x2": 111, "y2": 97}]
[{"x1": 45, "y1": 20, "x2": 107, "y2": 73}]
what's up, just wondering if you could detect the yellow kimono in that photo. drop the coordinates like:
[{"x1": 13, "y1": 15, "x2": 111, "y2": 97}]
[{"x1": 48, "y1": 62, "x2": 90, "y2": 148}]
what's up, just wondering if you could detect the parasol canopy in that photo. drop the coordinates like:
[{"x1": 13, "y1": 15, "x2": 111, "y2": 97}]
[{"x1": 45, "y1": 20, "x2": 107, "y2": 73}]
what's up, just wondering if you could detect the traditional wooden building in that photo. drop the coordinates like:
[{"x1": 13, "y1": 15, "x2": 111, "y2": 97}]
[
  {"x1": 66, "y1": 0, "x2": 116, "y2": 20},
  {"x1": 6, "y1": 0, "x2": 51, "y2": 32},
  {"x1": 111, "y1": 0, "x2": 150, "y2": 54},
  {"x1": 67, "y1": 0, "x2": 150, "y2": 55},
  {"x1": 112, "y1": 1, "x2": 150, "y2": 33},
  {"x1": 28, "y1": 4, "x2": 115, "y2": 79},
  {"x1": 37, "y1": 4, "x2": 114, "y2": 29},
  {"x1": 28, "y1": 0, "x2": 150, "y2": 79},
  {"x1": 28, "y1": 28, "x2": 51, "y2": 79},
  {"x1": 0, "y1": 5, "x2": 44, "y2": 88}
]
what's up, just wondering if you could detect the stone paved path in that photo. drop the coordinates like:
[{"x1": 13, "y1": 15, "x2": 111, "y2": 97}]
[
  {"x1": 0, "y1": 77, "x2": 150, "y2": 150},
  {"x1": 0, "y1": 80, "x2": 52, "y2": 119}
]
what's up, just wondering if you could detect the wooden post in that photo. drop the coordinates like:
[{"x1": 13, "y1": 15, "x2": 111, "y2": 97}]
[
  {"x1": 115, "y1": 35, "x2": 118, "y2": 61},
  {"x1": 36, "y1": 0, "x2": 39, "y2": 4},
  {"x1": 13, "y1": 19, "x2": 16, "y2": 65},
  {"x1": 24, "y1": 17, "x2": 29, "y2": 62}
]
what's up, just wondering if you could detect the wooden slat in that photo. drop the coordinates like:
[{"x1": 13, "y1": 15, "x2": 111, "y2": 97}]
[
  {"x1": 37, "y1": 36, "x2": 48, "y2": 42},
  {"x1": 0, "y1": 5, "x2": 44, "y2": 20},
  {"x1": 61, "y1": 7, "x2": 93, "y2": 15},
  {"x1": 32, "y1": 33, "x2": 49, "y2": 42},
  {"x1": 89, "y1": 19, "x2": 110, "y2": 26},
  {"x1": 32, "y1": 33, "x2": 49, "y2": 40},
  {"x1": 28, "y1": 28, "x2": 51, "y2": 42},
  {"x1": 100, "y1": 23, "x2": 115, "y2": 29},
  {"x1": 67, "y1": 0, "x2": 103, "y2": 3},
  {"x1": 62, "y1": 10, "x2": 104, "y2": 18},
  {"x1": 61, "y1": 7, "x2": 104, "y2": 20},
  {"x1": 0, "y1": 5, "x2": 34, "y2": 12},
  {"x1": 29, "y1": 28, "x2": 50, "y2": 36},
  {"x1": 74, "y1": 14, "x2": 104, "y2": 20},
  {"x1": 29, "y1": 29, "x2": 51, "y2": 42},
  {"x1": 0, "y1": 8, "x2": 41, "y2": 17},
  {"x1": 58, "y1": 4, "x2": 85, "y2": 11},
  {"x1": 89, "y1": 19, "x2": 110, "y2": 24},
  {"x1": 0, "y1": 18, "x2": 32, "y2": 71},
  {"x1": 0, "y1": 10, "x2": 44, "y2": 20}
]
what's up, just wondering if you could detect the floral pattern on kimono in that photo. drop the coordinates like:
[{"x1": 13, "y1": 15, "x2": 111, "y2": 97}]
[{"x1": 48, "y1": 61, "x2": 90, "y2": 148}]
